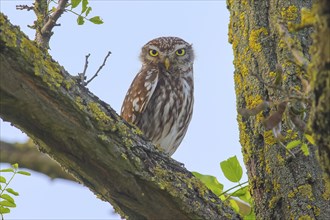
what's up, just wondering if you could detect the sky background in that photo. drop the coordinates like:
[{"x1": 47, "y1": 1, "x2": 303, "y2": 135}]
[{"x1": 0, "y1": 1, "x2": 247, "y2": 219}]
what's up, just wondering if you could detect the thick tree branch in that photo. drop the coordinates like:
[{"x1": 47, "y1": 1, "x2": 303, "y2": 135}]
[
  {"x1": 0, "y1": 140, "x2": 76, "y2": 182},
  {"x1": 0, "y1": 13, "x2": 239, "y2": 219}
]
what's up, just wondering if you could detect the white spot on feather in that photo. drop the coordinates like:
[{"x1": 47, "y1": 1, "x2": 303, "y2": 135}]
[
  {"x1": 144, "y1": 82, "x2": 151, "y2": 90},
  {"x1": 132, "y1": 98, "x2": 140, "y2": 111}
]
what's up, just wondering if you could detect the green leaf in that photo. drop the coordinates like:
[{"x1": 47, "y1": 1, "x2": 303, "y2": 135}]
[
  {"x1": 86, "y1": 7, "x2": 92, "y2": 16},
  {"x1": 231, "y1": 185, "x2": 249, "y2": 197},
  {"x1": 219, "y1": 194, "x2": 226, "y2": 201},
  {"x1": 0, "y1": 200, "x2": 16, "y2": 208},
  {"x1": 286, "y1": 140, "x2": 301, "y2": 150},
  {"x1": 0, "y1": 194, "x2": 14, "y2": 203},
  {"x1": 89, "y1": 16, "x2": 103, "y2": 24},
  {"x1": 17, "y1": 171, "x2": 31, "y2": 176},
  {"x1": 77, "y1": 15, "x2": 85, "y2": 25},
  {"x1": 0, "y1": 176, "x2": 6, "y2": 183},
  {"x1": 6, "y1": 188, "x2": 19, "y2": 196},
  {"x1": 12, "y1": 163, "x2": 18, "y2": 169},
  {"x1": 192, "y1": 172, "x2": 223, "y2": 197},
  {"x1": 220, "y1": 156, "x2": 243, "y2": 183},
  {"x1": 305, "y1": 134, "x2": 315, "y2": 145},
  {"x1": 0, "y1": 168, "x2": 14, "y2": 173},
  {"x1": 238, "y1": 188, "x2": 252, "y2": 205},
  {"x1": 243, "y1": 210, "x2": 256, "y2": 220},
  {"x1": 82, "y1": 0, "x2": 88, "y2": 13},
  {"x1": 229, "y1": 199, "x2": 240, "y2": 213},
  {"x1": 301, "y1": 143, "x2": 310, "y2": 156},
  {"x1": 0, "y1": 206, "x2": 11, "y2": 214},
  {"x1": 71, "y1": 0, "x2": 82, "y2": 9}
]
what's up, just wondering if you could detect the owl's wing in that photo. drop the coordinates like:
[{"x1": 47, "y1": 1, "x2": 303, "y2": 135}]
[{"x1": 121, "y1": 68, "x2": 159, "y2": 124}]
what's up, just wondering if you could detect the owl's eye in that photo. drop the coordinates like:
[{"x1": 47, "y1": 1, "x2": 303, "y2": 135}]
[
  {"x1": 175, "y1": 48, "x2": 186, "y2": 56},
  {"x1": 149, "y1": 49, "x2": 159, "y2": 57}
]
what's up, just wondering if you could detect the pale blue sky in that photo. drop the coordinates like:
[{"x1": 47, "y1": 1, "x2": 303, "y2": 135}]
[{"x1": 0, "y1": 1, "x2": 247, "y2": 219}]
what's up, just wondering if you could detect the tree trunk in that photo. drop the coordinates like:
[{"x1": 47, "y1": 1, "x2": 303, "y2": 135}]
[
  {"x1": 309, "y1": 0, "x2": 330, "y2": 182},
  {"x1": 0, "y1": 13, "x2": 240, "y2": 219},
  {"x1": 228, "y1": 0, "x2": 330, "y2": 219}
]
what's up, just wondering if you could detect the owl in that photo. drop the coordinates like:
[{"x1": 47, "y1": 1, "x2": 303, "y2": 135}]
[{"x1": 121, "y1": 37, "x2": 194, "y2": 156}]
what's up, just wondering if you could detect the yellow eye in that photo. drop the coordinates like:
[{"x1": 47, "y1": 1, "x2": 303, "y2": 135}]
[
  {"x1": 176, "y1": 48, "x2": 186, "y2": 56},
  {"x1": 149, "y1": 49, "x2": 159, "y2": 57}
]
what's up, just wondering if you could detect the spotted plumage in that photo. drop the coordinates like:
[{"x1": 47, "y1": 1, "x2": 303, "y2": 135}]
[{"x1": 121, "y1": 37, "x2": 194, "y2": 156}]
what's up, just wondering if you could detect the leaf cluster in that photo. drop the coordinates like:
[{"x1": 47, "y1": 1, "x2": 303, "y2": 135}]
[
  {"x1": 70, "y1": 0, "x2": 103, "y2": 25},
  {"x1": 16, "y1": 0, "x2": 104, "y2": 49},
  {"x1": 0, "y1": 164, "x2": 31, "y2": 219},
  {"x1": 193, "y1": 156, "x2": 255, "y2": 219}
]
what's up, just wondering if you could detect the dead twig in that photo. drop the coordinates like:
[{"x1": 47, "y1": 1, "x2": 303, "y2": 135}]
[
  {"x1": 76, "y1": 52, "x2": 111, "y2": 86},
  {"x1": 16, "y1": 5, "x2": 34, "y2": 11},
  {"x1": 85, "y1": 51, "x2": 111, "y2": 86},
  {"x1": 77, "y1": 53, "x2": 91, "y2": 84}
]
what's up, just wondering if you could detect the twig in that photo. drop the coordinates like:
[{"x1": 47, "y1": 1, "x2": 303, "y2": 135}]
[
  {"x1": 16, "y1": 5, "x2": 34, "y2": 11},
  {"x1": 85, "y1": 51, "x2": 112, "y2": 86},
  {"x1": 221, "y1": 181, "x2": 249, "y2": 200},
  {"x1": 78, "y1": 53, "x2": 91, "y2": 83},
  {"x1": 76, "y1": 53, "x2": 90, "y2": 84}
]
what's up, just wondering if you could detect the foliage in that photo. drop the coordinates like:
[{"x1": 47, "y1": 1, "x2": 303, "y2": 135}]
[
  {"x1": 18, "y1": 0, "x2": 103, "y2": 27},
  {"x1": 0, "y1": 164, "x2": 31, "y2": 220},
  {"x1": 68, "y1": 0, "x2": 103, "y2": 25},
  {"x1": 193, "y1": 156, "x2": 255, "y2": 219},
  {"x1": 285, "y1": 134, "x2": 315, "y2": 156},
  {"x1": 15, "y1": 0, "x2": 104, "y2": 48}
]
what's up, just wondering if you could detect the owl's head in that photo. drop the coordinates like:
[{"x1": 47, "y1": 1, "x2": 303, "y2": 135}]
[{"x1": 140, "y1": 37, "x2": 194, "y2": 74}]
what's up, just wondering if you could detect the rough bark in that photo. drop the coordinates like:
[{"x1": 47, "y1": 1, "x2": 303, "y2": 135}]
[
  {"x1": 0, "y1": 13, "x2": 240, "y2": 220},
  {"x1": 309, "y1": 0, "x2": 330, "y2": 181},
  {"x1": 228, "y1": 0, "x2": 330, "y2": 219}
]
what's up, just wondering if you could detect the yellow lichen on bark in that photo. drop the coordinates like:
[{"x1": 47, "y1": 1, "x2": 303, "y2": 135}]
[
  {"x1": 248, "y1": 28, "x2": 268, "y2": 53},
  {"x1": 281, "y1": 6, "x2": 298, "y2": 21},
  {"x1": 264, "y1": 130, "x2": 277, "y2": 146}
]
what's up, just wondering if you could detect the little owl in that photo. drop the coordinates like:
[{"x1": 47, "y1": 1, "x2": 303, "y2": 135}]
[{"x1": 121, "y1": 37, "x2": 194, "y2": 156}]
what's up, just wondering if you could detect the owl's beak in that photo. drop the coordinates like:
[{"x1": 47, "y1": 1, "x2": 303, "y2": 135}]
[{"x1": 164, "y1": 58, "x2": 170, "y2": 71}]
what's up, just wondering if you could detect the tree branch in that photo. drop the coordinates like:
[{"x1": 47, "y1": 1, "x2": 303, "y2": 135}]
[
  {"x1": 40, "y1": 0, "x2": 67, "y2": 36},
  {"x1": 34, "y1": 0, "x2": 68, "y2": 49},
  {"x1": 0, "y1": 140, "x2": 76, "y2": 182},
  {"x1": 0, "y1": 13, "x2": 240, "y2": 219}
]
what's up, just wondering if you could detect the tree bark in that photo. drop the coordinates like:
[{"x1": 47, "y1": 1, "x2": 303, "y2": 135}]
[
  {"x1": 0, "y1": 13, "x2": 240, "y2": 220},
  {"x1": 228, "y1": 0, "x2": 330, "y2": 219},
  {"x1": 309, "y1": 0, "x2": 330, "y2": 182}
]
